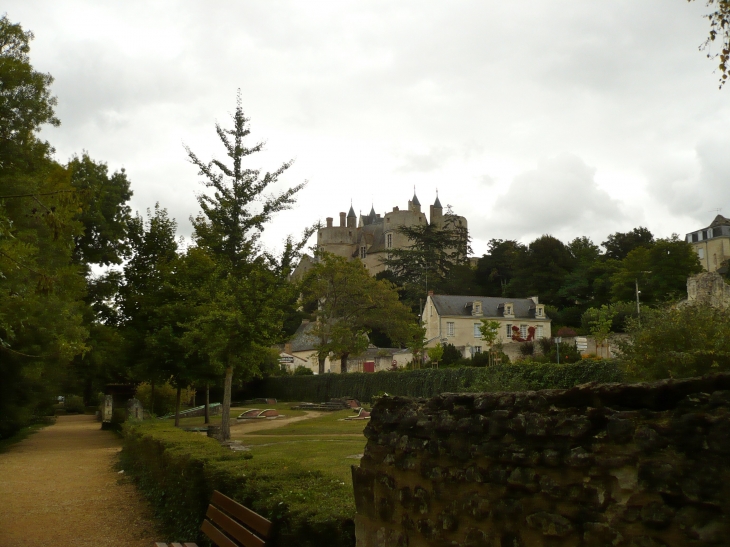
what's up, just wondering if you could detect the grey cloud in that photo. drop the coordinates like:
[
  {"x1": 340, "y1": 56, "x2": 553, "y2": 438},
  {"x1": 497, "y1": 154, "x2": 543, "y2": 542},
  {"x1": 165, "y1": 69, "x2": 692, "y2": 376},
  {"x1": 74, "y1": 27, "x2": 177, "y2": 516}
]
[
  {"x1": 395, "y1": 146, "x2": 455, "y2": 173},
  {"x1": 473, "y1": 154, "x2": 628, "y2": 243}
]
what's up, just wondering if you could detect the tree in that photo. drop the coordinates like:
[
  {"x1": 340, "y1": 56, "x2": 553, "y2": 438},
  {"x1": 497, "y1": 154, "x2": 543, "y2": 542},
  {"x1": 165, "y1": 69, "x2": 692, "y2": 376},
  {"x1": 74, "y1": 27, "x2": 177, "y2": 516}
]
[
  {"x1": 509, "y1": 235, "x2": 577, "y2": 307},
  {"x1": 380, "y1": 214, "x2": 472, "y2": 310},
  {"x1": 690, "y1": 0, "x2": 730, "y2": 87},
  {"x1": 586, "y1": 304, "x2": 616, "y2": 358},
  {"x1": 68, "y1": 153, "x2": 133, "y2": 269},
  {"x1": 427, "y1": 343, "x2": 444, "y2": 368},
  {"x1": 610, "y1": 235, "x2": 702, "y2": 304},
  {"x1": 619, "y1": 304, "x2": 730, "y2": 380},
  {"x1": 478, "y1": 319, "x2": 502, "y2": 347},
  {"x1": 475, "y1": 239, "x2": 526, "y2": 296},
  {"x1": 184, "y1": 93, "x2": 308, "y2": 440},
  {"x1": 301, "y1": 253, "x2": 416, "y2": 373},
  {"x1": 0, "y1": 16, "x2": 87, "y2": 437},
  {"x1": 601, "y1": 227, "x2": 654, "y2": 261}
]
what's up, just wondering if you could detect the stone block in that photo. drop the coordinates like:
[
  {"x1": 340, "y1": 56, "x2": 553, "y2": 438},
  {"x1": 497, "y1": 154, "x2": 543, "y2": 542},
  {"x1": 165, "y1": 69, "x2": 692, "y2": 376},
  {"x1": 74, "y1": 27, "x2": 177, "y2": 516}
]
[{"x1": 525, "y1": 511, "x2": 574, "y2": 537}]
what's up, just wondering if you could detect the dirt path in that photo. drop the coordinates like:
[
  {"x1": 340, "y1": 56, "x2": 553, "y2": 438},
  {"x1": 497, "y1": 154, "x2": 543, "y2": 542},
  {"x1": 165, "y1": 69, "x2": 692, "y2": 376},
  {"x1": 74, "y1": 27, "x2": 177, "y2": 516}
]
[
  {"x1": 229, "y1": 410, "x2": 325, "y2": 435},
  {"x1": 0, "y1": 415, "x2": 158, "y2": 547}
]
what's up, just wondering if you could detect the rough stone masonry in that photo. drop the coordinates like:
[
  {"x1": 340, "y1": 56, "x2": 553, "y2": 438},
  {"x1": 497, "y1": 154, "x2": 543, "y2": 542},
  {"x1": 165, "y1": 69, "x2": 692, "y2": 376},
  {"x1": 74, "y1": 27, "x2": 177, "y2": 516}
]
[{"x1": 352, "y1": 374, "x2": 730, "y2": 546}]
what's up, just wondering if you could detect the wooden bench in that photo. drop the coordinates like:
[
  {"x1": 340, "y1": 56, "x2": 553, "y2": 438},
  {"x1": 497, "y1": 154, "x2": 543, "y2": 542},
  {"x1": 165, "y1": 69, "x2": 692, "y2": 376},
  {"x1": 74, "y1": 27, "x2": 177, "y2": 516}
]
[{"x1": 155, "y1": 490, "x2": 272, "y2": 547}]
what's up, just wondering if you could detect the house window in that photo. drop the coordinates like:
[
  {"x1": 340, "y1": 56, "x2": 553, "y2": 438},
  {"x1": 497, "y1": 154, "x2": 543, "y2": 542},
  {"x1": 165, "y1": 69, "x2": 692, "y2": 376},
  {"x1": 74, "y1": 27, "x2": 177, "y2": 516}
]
[
  {"x1": 520, "y1": 325, "x2": 528, "y2": 339},
  {"x1": 505, "y1": 304, "x2": 513, "y2": 316},
  {"x1": 474, "y1": 323, "x2": 481, "y2": 337},
  {"x1": 536, "y1": 306, "x2": 543, "y2": 317},
  {"x1": 360, "y1": 246, "x2": 367, "y2": 259},
  {"x1": 692, "y1": 233, "x2": 698, "y2": 242},
  {"x1": 474, "y1": 346, "x2": 482, "y2": 353},
  {"x1": 698, "y1": 248, "x2": 705, "y2": 259},
  {"x1": 536, "y1": 325, "x2": 544, "y2": 339},
  {"x1": 447, "y1": 322, "x2": 455, "y2": 336},
  {"x1": 387, "y1": 233, "x2": 392, "y2": 248},
  {"x1": 506, "y1": 324, "x2": 512, "y2": 337}
]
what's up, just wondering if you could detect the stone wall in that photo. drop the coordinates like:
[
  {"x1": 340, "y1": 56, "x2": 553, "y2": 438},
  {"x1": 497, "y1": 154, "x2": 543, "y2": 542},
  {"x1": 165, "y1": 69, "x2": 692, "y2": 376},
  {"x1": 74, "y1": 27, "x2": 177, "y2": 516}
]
[
  {"x1": 352, "y1": 375, "x2": 730, "y2": 546},
  {"x1": 686, "y1": 271, "x2": 730, "y2": 309}
]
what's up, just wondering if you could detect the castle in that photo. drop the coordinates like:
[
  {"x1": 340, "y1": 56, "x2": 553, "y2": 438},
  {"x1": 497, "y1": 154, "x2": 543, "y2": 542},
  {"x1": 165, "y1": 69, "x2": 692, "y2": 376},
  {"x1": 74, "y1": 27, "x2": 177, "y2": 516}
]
[{"x1": 314, "y1": 192, "x2": 468, "y2": 276}]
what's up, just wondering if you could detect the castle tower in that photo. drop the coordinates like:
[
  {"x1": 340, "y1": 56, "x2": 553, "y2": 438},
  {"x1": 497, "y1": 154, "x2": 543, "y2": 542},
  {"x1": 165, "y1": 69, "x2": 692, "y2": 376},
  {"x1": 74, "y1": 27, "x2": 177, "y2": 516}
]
[
  {"x1": 430, "y1": 193, "x2": 443, "y2": 226},
  {"x1": 408, "y1": 190, "x2": 421, "y2": 213},
  {"x1": 347, "y1": 204, "x2": 357, "y2": 228}
]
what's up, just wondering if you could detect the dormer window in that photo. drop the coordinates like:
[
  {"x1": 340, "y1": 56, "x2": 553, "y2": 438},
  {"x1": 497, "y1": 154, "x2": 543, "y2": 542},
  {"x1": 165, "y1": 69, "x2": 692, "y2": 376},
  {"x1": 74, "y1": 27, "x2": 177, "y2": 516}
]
[
  {"x1": 504, "y1": 303, "x2": 514, "y2": 317},
  {"x1": 472, "y1": 301, "x2": 482, "y2": 316},
  {"x1": 535, "y1": 305, "x2": 544, "y2": 318}
]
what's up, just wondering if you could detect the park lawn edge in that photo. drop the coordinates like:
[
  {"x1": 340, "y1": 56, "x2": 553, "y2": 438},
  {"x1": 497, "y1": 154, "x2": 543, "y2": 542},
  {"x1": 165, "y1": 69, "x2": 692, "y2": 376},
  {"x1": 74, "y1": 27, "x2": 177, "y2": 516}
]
[{"x1": 120, "y1": 420, "x2": 356, "y2": 547}]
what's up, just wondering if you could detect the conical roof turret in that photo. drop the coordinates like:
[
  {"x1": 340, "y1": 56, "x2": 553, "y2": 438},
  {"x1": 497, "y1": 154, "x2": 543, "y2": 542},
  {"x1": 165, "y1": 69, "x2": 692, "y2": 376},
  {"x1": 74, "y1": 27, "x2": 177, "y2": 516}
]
[
  {"x1": 347, "y1": 204, "x2": 356, "y2": 218},
  {"x1": 411, "y1": 191, "x2": 420, "y2": 206},
  {"x1": 433, "y1": 194, "x2": 442, "y2": 208}
]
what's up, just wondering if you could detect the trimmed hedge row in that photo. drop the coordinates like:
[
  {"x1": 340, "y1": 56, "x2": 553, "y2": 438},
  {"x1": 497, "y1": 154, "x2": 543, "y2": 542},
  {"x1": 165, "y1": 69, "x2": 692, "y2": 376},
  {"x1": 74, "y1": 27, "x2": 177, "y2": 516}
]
[
  {"x1": 243, "y1": 360, "x2": 624, "y2": 403},
  {"x1": 120, "y1": 422, "x2": 355, "y2": 547}
]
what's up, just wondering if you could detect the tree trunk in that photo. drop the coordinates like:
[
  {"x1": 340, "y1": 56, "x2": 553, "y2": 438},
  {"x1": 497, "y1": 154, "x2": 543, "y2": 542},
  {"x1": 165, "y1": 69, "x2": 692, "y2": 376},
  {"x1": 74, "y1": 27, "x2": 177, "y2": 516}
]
[
  {"x1": 150, "y1": 381, "x2": 155, "y2": 416},
  {"x1": 174, "y1": 385, "x2": 181, "y2": 427},
  {"x1": 318, "y1": 355, "x2": 326, "y2": 375},
  {"x1": 340, "y1": 353, "x2": 349, "y2": 374},
  {"x1": 221, "y1": 364, "x2": 233, "y2": 440},
  {"x1": 204, "y1": 383, "x2": 210, "y2": 425}
]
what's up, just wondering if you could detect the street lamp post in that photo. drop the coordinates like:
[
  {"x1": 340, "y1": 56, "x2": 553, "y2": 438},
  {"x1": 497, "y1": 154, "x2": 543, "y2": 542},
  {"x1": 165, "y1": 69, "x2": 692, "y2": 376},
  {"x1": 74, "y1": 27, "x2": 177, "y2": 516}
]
[
  {"x1": 555, "y1": 337, "x2": 562, "y2": 365},
  {"x1": 635, "y1": 271, "x2": 652, "y2": 327}
]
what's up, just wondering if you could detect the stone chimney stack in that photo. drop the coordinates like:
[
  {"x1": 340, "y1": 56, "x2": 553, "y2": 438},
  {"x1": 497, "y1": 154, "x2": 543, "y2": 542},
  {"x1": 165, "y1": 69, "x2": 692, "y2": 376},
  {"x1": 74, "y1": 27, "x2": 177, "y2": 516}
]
[
  {"x1": 339, "y1": 212, "x2": 346, "y2": 227},
  {"x1": 326, "y1": 217, "x2": 333, "y2": 228}
]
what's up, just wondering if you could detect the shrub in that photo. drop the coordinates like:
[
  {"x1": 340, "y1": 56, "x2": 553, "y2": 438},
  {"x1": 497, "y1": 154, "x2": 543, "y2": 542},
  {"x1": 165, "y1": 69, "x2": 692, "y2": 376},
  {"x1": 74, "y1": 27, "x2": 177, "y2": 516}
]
[
  {"x1": 240, "y1": 360, "x2": 624, "y2": 403},
  {"x1": 121, "y1": 422, "x2": 355, "y2": 546},
  {"x1": 64, "y1": 395, "x2": 86, "y2": 414},
  {"x1": 440, "y1": 343, "x2": 462, "y2": 366},
  {"x1": 519, "y1": 342, "x2": 535, "y2": 357},
  {"x1": 293, "y1": 365, "x2": 314, "y2": 376}
]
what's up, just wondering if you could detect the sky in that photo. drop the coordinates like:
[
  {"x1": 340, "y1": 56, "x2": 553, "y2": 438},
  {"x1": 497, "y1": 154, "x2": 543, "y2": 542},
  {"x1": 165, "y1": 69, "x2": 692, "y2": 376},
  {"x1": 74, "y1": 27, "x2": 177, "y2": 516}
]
[{"x1": 5, "y1": 0, "x2": 730, "y2": 257}]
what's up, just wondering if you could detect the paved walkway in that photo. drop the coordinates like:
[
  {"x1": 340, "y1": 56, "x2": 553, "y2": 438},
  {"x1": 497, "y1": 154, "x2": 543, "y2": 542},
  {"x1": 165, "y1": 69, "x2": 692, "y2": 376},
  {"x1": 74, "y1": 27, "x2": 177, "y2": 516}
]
[{"x1": 0, "y1": 415, "x2": 158, "y2": 547}]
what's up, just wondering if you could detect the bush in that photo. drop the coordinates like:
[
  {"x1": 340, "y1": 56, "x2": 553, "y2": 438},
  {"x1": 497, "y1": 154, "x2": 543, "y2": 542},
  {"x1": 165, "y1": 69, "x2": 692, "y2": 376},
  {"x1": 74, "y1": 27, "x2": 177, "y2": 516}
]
[
  {"x1": 135, "y1": 382, "x2": 195, "y2": 416},
  {"x1": 293, "y1": 365, "x2": 314, "y2": 376},
  {"x1": 121, "y1": 422, "x2": 355, "y2": 546},
  {"x1": 440, "y1": 343, "x2": 462, "y2": 366},
  {"x1": 240, "y1": 360, "x2": 624, "y2": 403},
  {"x1": 519, "y1": 342, "x2": 535, "y2": 357},
  {"x1": 64, "y1": 395, "x2": 86, "y2": 414}
]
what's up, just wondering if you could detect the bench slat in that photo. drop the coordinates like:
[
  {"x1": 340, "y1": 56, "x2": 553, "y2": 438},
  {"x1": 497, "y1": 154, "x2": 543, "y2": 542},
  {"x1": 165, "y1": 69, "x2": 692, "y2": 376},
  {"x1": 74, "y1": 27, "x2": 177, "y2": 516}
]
[
  {"x1": 211, "y1": 491, "x2": 272, "y2": 538},
  {"x1": 201, "y1": 519, "x2": 239, "y2": 547},
  {"x1": 206, "y1": 505, "x2": 266, "y2": 547}
]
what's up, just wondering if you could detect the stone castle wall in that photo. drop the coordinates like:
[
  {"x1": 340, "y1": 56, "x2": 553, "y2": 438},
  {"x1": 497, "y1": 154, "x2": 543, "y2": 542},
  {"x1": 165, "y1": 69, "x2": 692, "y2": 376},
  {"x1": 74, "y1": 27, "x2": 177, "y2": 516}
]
[
  {"x1": 686, "y1": 271, "x2": 730, "y2": 310},
  {"x1": 352, "y1": 375, "x2": 730, "y2": 546}
]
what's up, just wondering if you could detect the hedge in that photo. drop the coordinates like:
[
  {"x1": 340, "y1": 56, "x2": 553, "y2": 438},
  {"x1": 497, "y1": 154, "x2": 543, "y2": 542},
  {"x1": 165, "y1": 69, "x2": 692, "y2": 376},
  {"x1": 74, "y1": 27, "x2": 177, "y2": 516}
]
[
  {"x1": 242, "y1": 360, "x2": 624, "y2": 403},
  {"x1": 120, "y1": 422, "x2": 355, "y2": 547}
]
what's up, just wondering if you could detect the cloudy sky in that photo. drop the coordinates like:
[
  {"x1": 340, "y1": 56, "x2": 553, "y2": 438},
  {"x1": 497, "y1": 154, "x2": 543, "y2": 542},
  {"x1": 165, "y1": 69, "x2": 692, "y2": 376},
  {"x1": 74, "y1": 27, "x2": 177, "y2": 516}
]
[{"x1": 6, "y1": 1, "x2": 730, "y2": 256}]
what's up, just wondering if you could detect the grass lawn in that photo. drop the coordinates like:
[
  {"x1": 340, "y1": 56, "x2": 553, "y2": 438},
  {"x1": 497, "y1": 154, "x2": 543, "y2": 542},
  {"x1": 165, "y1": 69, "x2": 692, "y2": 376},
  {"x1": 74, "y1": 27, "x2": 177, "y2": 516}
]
[
  {"x1": 250, "y1": 409, "x2": 369, "y2": 436},
  {"x1": 240, "y1": 435, "x2": 366, "y2": 484}
]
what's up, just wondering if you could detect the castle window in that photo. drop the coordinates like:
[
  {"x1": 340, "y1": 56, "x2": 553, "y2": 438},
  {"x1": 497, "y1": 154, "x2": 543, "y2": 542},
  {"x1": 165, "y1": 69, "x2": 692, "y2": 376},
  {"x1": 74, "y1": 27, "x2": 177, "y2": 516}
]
[
  {"x1": 387, "y1": 233, "x2": 392, "y2": 248},
  {"x1": 360, "y1": 246, "x2": 367, "y2": 259}
]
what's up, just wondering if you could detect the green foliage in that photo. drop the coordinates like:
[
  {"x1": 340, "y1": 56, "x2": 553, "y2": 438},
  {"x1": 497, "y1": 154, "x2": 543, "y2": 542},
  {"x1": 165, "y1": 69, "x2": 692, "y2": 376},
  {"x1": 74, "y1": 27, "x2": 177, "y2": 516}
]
[
  {"x1": 478, "y1": 319, "x2": 501, "y2": 347},
  {"x1": 475, "y1": 239, "x2": 525, "y2": 296},
  {"x1": 534, "y1": 338, "x2": 582, "y2": 364},
  {"x1": 121, "y1": 422, "x2": 355, "y2": 547},
  {"x1": 135, "y1": 382, "x2": 195, "y2": 416},
  {"x1": 63, "y1": 395, "x2": 85, "y2": 414},
  {"x1": 619, "y1": 304, "x2": 730, "y2": 380},
  {"x1": 293, "y1": 365, "x2": 314, "y2": 376},
  {"x1": 581, "y1": 301, "x2": 636, "y2": 333},
  {"x1": 602, "y1": 227, "x2": 654, "y2": 261},
  {"x1": 379, "y1": 213, "x2": 472, "y2": 310},
  {"x1": 426, "y1": 343, "x2": 444, "y2": 366},
  {"x1": 440, "y1": 343, "x2": 462, "y2": 366},
  {"x1": 301, "y1": 253, "x2": 415, "y2": 373},
  {"x1": 244, "y1": 360, "x2": 623, "y2": 402}
]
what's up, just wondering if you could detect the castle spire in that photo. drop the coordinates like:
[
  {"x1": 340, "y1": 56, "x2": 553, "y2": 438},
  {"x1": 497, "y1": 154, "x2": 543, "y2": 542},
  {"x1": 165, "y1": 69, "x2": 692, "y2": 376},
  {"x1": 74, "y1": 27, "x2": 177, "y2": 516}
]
[
  {"x1": 411, "y1": 186, "x2": 420, "y2": 207},
  {"x1": 434, "y1": 189, "x2": 442, "y2": 209}
]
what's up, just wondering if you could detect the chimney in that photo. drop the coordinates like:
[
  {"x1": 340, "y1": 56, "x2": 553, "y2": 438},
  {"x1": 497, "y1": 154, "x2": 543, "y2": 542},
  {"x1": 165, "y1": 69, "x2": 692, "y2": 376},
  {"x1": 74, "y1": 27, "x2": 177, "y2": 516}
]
[
  {"x1": 339, "y1": 212, "x2": 346, "y2": 226},
  {"x1": 428, "y1": 290, "x2": 434, "y2": 296},
  {"x1": 284, "y1": 342, "x2": 292, "y2": 355},
  {"x1": 326, "y1": 217, "x2": 333, "y2": 228}
]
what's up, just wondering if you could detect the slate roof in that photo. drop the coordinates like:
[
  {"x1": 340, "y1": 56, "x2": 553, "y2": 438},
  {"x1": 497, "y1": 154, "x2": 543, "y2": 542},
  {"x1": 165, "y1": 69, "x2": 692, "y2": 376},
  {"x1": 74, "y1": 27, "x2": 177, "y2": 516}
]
[
  {"x1": 412, "y1": 192, "x2": 420, "y2": 206},
  {"x1": 429, "y1": 294, "x2": 542, "y2": 319},
  {"x1": 347, "y1": 205, "x2": 356, "y2": 218},
  {"x1": 434, "y1": 195, "x2": 442, "y2": 208},
  {"x1": 289, "y1": 321, "x2": 320, "y2": 352}
]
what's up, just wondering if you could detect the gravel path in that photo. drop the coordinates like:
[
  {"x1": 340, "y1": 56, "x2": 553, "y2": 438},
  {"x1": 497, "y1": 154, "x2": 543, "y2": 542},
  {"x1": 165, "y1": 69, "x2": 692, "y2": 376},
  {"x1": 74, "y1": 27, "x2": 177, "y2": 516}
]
[{"x1": 0, "y1": 415, "x2": 159, "y2": 547}]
